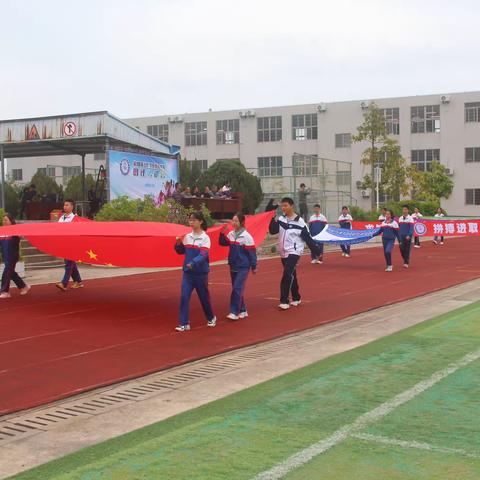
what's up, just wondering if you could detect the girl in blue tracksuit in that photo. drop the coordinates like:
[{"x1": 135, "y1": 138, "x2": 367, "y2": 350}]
[
  {"x1": 219, "y1": 212, "x2": 257, "y2": 320},
  {"x1": 338, "y1": 206, "x2": 353, "y2": 257},
  {"x1": 0, "y1": 213, "x2": 30, "y2": 298},
  {"x1": 174, "y1": 211, "x2": 216, "y2": 332},
  {"x1": 308, "y1": 204, "x2": 328, "y2": 264},
  {"x1": 374, "y1": 209, "x2": 400, "y2": 272}
]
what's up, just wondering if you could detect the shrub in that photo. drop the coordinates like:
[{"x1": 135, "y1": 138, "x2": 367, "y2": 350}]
[
  {"x1": 5, "y1": 182, "x2": 21, "y2": 218},
  {"x1": 385, "y1": 200, "x2": 440, "y2": 217},
  {"x1": 64, "y1": 174, "x2": 96, "y2": 202},
  {"x1": 30, "y1": 170, "x2": 62, "y2": 197},
  {"x1": 348, "y1": 205, "x2": 379, "y2": 221}
]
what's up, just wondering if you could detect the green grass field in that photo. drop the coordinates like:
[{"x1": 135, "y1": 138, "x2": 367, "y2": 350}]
[{"x1": 10, "y1": 301, "x2": 480, "y2": 480}]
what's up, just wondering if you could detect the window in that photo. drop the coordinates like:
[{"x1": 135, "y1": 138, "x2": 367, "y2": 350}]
[
  {"x1": 216, "y1": 119, "x2": 239, "y2": 144},
  {"x1": 465, "y1": 147, "x2": 480, "y2": 163},
  {"x1": 336, "y1": 171, "x2": 351, "y2": 187},
  {"x1": 185, "y1": 122, "x2": 207, "y2": 146},
  {"x1": 147, "y1": 124, "x2": 169, "y2": 142},
  {"x1": 381, "y1": 107, "x2": 400, "y2": 135},
  {"x1": 465, "y1": 102, "x2": 480, "y2": 123},
  {"x1": 62, "y1": 166, "x2": 81, "y2": 184},
  {"x1": 257, "y1": 156, "x2": 283, "y2": 177},
  {"x1": 411, "y1": 149, "x2": 440, "y2": 171},
  {"x1": 292, "y1": 114, "x2": 317, "y2": 141},
  {"x1": 335, "y1": 133, "x2": 351, "y2": 148},
  {"x1": 465, "y1": 189, "x2": 480, "y2": 205},
  {"x1": 411, "y1": 105, "x2": 440, "y2": 133},
  {"x1": 187, "y1": 159, "x2": 208, "y2": 173},
  {"x1": 11, "y1": 169, "x2": 23, "y2": 181},
  {"x1": 94, "y1": 153, "x2": 105, "y2": 161},
  {"x1": 257, "y1": 116, "x2": 282, "y2": 142},
  {"x1": 37, "y1": 166, "x2": 56, "y2": 177},
  {"x1": 292, "y1": 154, "x2": 318, "y2": 175}
]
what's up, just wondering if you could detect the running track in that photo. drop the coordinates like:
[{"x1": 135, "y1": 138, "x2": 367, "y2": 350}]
[{"x1": 1, "y1": 237, "x2": 479, "y2": 415}]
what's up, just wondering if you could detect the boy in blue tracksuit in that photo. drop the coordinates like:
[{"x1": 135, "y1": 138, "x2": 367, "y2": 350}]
[
  {"x1": 308, "y1": 204, "x2": 328, "y2": 264},
  {"x1": 0, "y1": 213, "x2": 30, "y2": 298},
  {"x1": 374, "y1": 209, "x2": 400, "y2": 272},
  {"x1": 174, "y1": 211, "x2": 217, "y2": 332},
  {"x1": 338, "y1": 206, "x2": 353, "y2": 257},
  {"x1": 219, "y1": 212, "x2": 257, "y2": 320},
  {"x1": 398, "y1": 205, "x2": 415, "y2": 268}
]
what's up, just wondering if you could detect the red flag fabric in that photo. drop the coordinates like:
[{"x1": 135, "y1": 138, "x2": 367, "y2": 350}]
[{"x1": 0, "y1": 212, "x2": 274, "y2": 268}]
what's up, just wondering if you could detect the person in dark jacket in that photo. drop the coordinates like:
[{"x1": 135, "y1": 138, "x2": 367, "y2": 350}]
[
  {"x1": 0, "y1": 213, "x2": 31, "y2": 298},
  {"x1": 219, "y1": 212, "x2": 257, "y2": 320},
  {"x1": 374, "y1": 209, "x2": 400, "y2": 272}
]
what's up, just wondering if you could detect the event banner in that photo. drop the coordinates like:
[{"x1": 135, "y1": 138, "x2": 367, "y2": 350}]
[
  {"x1": 352, "y1": 219, "x2": 480, "y2": 237},
  {"x1": 108, "y1": 150, "x2": 178, "y2": 201}
]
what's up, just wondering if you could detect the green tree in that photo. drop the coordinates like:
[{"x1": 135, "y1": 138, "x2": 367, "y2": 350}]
[
  {"x1": 30, "y1": 170, "x2": 62, "y2": 197},
  {"x1": 64, "y1": 174, "x2": 96, "y2": 201},
  {"x1": 5, "y1": 181, "x2": 21, "y2": 217},
  {"x1": 414, "y1": 161, "x2": 454, "y2": 202},
  {"x1": 380, "y1": 139, "x2": 409, "y2": 201},
  {"x1": 200, "y1": 160, "x2": 262, "y2": 213},
  {"x1": 178, "y1": 158, "x2": 191, "y2": 187}
]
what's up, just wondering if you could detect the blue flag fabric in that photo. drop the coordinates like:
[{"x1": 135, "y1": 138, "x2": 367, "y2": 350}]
[{"x1": 313, "y1": 225, "x2": 381, "y2": 245}]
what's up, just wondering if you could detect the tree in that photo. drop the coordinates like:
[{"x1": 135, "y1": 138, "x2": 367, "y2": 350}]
[
  {"x1": 64, "y1": 174, "x2": 96, "y2": 201},
  {"x1": 30, "y1": 170, "x2": 62, "y2": 197},
  {"x1": 200, "y1": 160, "x2": 262, "y2": 213},
  {"x1": 352, "y1": 102, "x2": 389, "y2": 209},
  {"x1": 380, "y1": 139, "x2": 409, "y2": 201},
  {"x1": 414, "y1": 161, "x2": 454, "y2": 202},
  {"x1": 5, "y1": 181, "x2": 21, "y2": 217}
]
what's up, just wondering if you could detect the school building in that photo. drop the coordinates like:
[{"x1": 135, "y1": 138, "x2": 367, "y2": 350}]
[{"x1": 7, "y1": 91, "x2": 480, "y2": 217}]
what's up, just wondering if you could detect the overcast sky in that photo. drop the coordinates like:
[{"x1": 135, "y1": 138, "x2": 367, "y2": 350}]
[{"x1": 1, "y1": 0, "x2": 479, "y2": 119}]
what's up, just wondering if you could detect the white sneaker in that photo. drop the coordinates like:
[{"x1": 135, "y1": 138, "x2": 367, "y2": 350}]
[
  {"x1": 414, "y1": 245, "x2": 420, "y2": 248},
  {"x1": 0, "y1": 292, "x2": 11, "y2": 298},
  {"x1": 403, "y1": 263, "x2": 409, "y2": 268},
  {"x1": 440, "y1": 242, "x2": 444, "y2": 245},
  {"x1": 385, "y1": 266, "x2": 393, "y2": 272},
  {"x1": 341, "y1": 253, "x2": 346, "y2": 257},
  {"x1": 433, "y1": 240, "x2": 438, "y2": 245},
  {"x1": 345, "y1": 254, "x2": 351, "y2": 258},
  {"x1": 226, "y1": 313, "x2": 239, "y2": 320},
  {"x1": 279, "y1": 303, "x2": 290, "y2": 310},
  {"x1": 318, "y1": 260, "x2": 323, "y2": 264},
  {"x1": 239, "y1": 311, "x2": 249, "y2": 319},
  {"x1": 290, "y1": 300, "x2": 302, "y2": 307},
  {"x1": 207, "y1": 316, "x2": 217, "y2": 327},
  {"x1": 311, "y1": 259, "x2": 318, "y2": 264},
  {"x1": 175, "y1": 324, "x2": 191, "y2": 332},
  {"x1": 20, "y1": 285, "x2": 31, "y2": 296}
]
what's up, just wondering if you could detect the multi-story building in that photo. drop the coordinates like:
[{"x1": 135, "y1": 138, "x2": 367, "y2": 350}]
[{"x1": 8, "y1": 91, "x2": 480, "y2": 216}]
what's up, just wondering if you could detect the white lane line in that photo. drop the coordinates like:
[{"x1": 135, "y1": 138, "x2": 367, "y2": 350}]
[
  {"x1": 352, "y1": 433, "x2": 480, "y2": 460},
  {"x1": 253, "y1": 348, "x2": 480, "y2": 480}
]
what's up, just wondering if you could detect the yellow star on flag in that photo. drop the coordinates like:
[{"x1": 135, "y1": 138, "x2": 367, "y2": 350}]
[{"x1": 86, "y1": 249, "x2": 98, "y2": 260}]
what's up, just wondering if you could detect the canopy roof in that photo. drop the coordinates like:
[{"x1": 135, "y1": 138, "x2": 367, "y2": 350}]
[{"x1": 0, "y1": 111, "x2": 178, "y2": 158}]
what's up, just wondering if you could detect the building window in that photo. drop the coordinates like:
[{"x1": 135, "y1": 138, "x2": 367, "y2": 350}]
[
  {"x1": 411, "y1": 149, "x2": 440, "y2": 171},
  {"x1": 62, "y1": 166, "x2": 81, "y2": 184},
  {"x1": 381, "y1": 107, "x2": 400, "y2": 135},
  {"x1": 258, "y1": 156, "x2": 283, "y2": 177},
  {"x1": 37, "y1": 166, "x2": 56, "y2": 177},
  {"x1": 11, "y1": 169, "x2": 23, "y2": 181},
  {"x1": 336, "y1": 171, "x2": 351, "y2": 186},
  {"x1": 185, "y1": 122, "x2": 207, "y2": 146},
  {"x1": 187, "y1": 159, "x2": 208, "y2": 173},
  {"x1": 465, "y1": 189, "x2": 480, "y2": 205},
  {"x1": 411, "y1": 105, "x2": 440, "y2": 133},
  {"x1": 292, "y1": 114, "x2": 317, "y2": 141},
  {"x1": 257, "y1": 116, "x2": 282, "y2": 142},
  {"x1": 465, "y1": 102, "x2": 480, "y2": 123},
  {"x1": 335, "y1": 133, "x2": 351, "y2": 148},
  {"x1": 147, "y1": 124, "x2": 169, "y2": 142},
  {"x1": 292, "y1": 154, "x2": 318, "y2": 175},
  {"x1": 465, "y1": 147, "x2": 480, "y2": 163},
  {"x1": 94, "y1": 153, "x2": 105, "y2": 161},
  {"x1": 216, "y1": 119, "x2": 239, "y2": 144}
]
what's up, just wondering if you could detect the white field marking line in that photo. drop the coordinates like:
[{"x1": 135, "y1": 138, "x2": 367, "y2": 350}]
[
  {"x1": 352, "y1": 433, "x2": 480, "y2": 460},
  {"x1": 252, "y1": 348, "x2": 480, "y2": 480}
]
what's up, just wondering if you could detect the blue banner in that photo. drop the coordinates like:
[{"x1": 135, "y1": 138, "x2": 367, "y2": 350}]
[
  {"x1": 313, "y1": 225, "x2": 380, "y2": 245},
  {"x1": 108, "y1": 150, "x2": 178, "y2": 201}
]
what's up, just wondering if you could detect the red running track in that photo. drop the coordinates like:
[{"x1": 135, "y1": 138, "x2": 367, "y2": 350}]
[{"x1": 1, "y1": 236, "x2": 479, "y2": 416}]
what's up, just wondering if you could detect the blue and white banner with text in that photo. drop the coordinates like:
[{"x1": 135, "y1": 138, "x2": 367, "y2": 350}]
[{"x1": 313, "y1": 225, "x2": 380, "y2": 245}]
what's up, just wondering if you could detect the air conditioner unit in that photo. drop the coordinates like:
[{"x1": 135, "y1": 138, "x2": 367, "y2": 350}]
[
  {"x1": 445, "y1": 168, "x2": 454, "y2": 176},
  {"x1": 356, "y1": 180, "x2": 363, "y2": 189},
  {"x1": 360, "y1": 101, "x2": 369, "y2": 110},
  {"x1": 246, "y1": 110, "x2": 256, "y2": 118},
  {"x1": 317, "y1": 103, "x2": 327, "y2": 112},
  {"x1": 168, "y1": 116, "x2": 184, "y2": 124},
  {"x1": 239, "y1": 111, "x2": 248, "y2": 118},
  {"x1": 440, "y1": 95, "x2": 451, "y2": 104},
  {"x1": 361, "y1": 189, "x2": 370, "y2": 198}
]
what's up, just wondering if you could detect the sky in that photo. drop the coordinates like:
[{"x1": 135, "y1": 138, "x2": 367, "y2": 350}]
[{"x1": 1, "y1": 0, "x2": 480, "y2": 119}]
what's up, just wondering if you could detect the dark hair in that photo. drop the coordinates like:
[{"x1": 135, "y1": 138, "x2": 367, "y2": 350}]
[
  {"x1": 313, "y1": 203, "x2": 321, "y2": 208},
  {"x1": 402, "y1": 204, "x2": 409, "y2": 210},
  {"x1": 233, "y1": 212, "x2": 246, "y2": 226},
  {"x1": 64, "y1": 198, "x2": 75, "y2": 206},
  {"x1": 281, "y1": 197, "x2": 294, "y2": 205},
  {"x1": 3, "y1": 212, "x2": 16, "y2": 225},
  {"x1": 386, "y1": 209, "x2": 395, "y2": 218},
  {"x1": 342, "y1": 205, "x2": 348, "y2": 210},
  {"x1": 300, "y1": 183, "x2": 306, "y2": 188},
  {"x1": 190, "y1": 210, "x2": 208, "y2": 231}
]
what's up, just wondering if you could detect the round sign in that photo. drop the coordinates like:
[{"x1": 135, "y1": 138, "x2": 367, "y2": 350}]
[
  {"x1": 414, "y1": 222, "x2": 427, "y2": 236},
  {"x1": 120, "y1": 158, "x2": 130, "y2": 175},
  {"x1": 63, "y1": 121, "x2": 77, "y2": 137}
]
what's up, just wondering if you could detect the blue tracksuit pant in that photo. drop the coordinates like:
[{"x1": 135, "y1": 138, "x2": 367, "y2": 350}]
[
  {"x1": 62, "y1": 260, "x2": 82, "y2": 285},
  {"x1": 311, "y1": 242, "x2": 324, "y2": 260},
  {"x1": 1, "y1": 262, "x2": 26, "y2": 293},
  {"x1": 180, "y1": 273, "x2": 214, "y2": 326},
  {"x1": 382, "y1": 238, "x2": 395, "y2": 266},
  {"x1": 229, "y1": 268, "x2": 249, "y2": 315}
]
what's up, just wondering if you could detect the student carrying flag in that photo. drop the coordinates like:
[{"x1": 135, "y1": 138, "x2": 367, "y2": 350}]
[
  {"x1": 338, "y1": 206, "x2": 353, "y2": 257},
  {"x1": 308, "y1": 204, "x2": 328, "y2": 264},
  {"x1": 374, "y1": 209, "x2": 400, "y2": 272},
  {"x1": 398, "y1": 205, "x2": 415, "y2": 268}
]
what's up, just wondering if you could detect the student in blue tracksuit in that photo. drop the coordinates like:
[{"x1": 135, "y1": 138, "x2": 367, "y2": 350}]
[
  {"x1": 308, "y1": 204, "x2": 328, "y2": 264},
  {"x1": 219, "y1": 212, "x2": 257, "y2": 320},
  {"x1": 398, "y1": 205, "x2": 415, "y2": 268},
  {"x1": 374, "y1": 209, "x2": 400, "y2": 272},
  {"x1": 338, "y1": 206, "x2": 353, "y2": 257},
  {"x1": 0, "y1": 213, "x2": 31, "y2": 298},
  {"x1": 174, "y1": 211, "x2": 217, "y2": 332}
]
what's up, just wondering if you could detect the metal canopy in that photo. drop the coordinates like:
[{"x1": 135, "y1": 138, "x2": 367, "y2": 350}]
[{"x1": 0, "y1": 111, "x2": 175, "y2": 158}]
